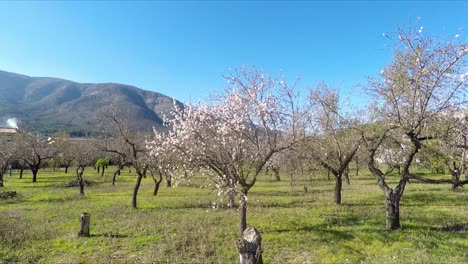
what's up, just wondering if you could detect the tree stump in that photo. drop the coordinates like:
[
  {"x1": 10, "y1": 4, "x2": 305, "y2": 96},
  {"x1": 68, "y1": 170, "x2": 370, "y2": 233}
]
[
  {"x1": 78, "y1": 213, "x2": 91, "y2": 237},
  {"x1": 235, "y1": 227, "x2": 263, "y2": 264}
]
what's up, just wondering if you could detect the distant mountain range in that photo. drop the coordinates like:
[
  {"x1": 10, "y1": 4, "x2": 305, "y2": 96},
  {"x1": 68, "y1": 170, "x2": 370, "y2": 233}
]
[{"x1": 0, "y1": 70, "x2": 182, "y2": 136}]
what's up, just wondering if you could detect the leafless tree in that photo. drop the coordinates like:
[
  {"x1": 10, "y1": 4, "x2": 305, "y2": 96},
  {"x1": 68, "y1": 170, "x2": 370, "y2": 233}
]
[
  {"x1": 99, "y1": 110, "x2": 150, "y2": 209},
  {"x1": 306, "y1": 84, "x2": 362, "y2": 205},
  {"x1": 363, "y1": 26, "x2": 468, "y2": 229},
  {"x1": 70, "y1": 139, "x2": 99, "y2": 195},
  {"x1": 17, "y1": 133, "x2": 56, "y2": 183},
  {"x1": 54, "y1": 131, "x2": 75, "y2": 174},
  {"x1": 0, "y1": 139, "x2": 17, "y2": 187}
]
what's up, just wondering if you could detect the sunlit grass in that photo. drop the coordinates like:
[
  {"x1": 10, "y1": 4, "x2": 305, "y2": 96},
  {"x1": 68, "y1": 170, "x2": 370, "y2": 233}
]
[{"x1": 1, "y1": 167, "x2": 467, "y2": 263}]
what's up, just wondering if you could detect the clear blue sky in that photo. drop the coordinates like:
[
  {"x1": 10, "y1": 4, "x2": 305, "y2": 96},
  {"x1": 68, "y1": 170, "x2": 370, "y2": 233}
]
[{"x1": 0, "y1": 1, "x2": 467, "y2": 104}]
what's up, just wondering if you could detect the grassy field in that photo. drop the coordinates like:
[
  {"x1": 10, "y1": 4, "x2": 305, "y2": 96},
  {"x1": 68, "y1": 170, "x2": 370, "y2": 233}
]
[{"x1": 0, "y1": 167, "x2": 467, "y2": 263}]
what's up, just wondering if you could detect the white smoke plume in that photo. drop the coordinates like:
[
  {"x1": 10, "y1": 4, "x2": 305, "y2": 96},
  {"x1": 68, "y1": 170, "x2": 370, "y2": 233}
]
[{"x1": 6, "y1": 118, "x2": 19, "y2": 129}]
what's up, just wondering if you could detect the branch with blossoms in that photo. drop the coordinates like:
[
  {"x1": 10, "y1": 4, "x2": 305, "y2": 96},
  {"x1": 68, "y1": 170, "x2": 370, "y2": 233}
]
[{"x1": 149, "y1": 67, "x2": 308, "y2": 234}]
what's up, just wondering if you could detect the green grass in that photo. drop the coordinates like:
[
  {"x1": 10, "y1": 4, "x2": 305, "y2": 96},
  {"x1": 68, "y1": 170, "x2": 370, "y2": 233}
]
[{"x1": 1, "y1": 167, "x2": 467, "y2": 263}]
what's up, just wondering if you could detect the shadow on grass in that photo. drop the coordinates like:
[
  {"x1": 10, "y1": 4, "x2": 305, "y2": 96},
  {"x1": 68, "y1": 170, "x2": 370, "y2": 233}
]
[
  {"x1": 358, "y1": 221, "x2": 468, "y2": 235},
  {"x1": 88, "y1": 233, "x2": 128, "y2": 238},
  {"x1": 273, "y1": 224, "x2": 355, "y2": 241},
  {"x1": 403, "y1": 191, "x2": 466, "y2": 207},
  {"x1": 140, "y1": 201, "x2": 214, "y2": 210},
  {"x1": 256, "y1": 199, "x2": 310, "y2": 209},
  {"x1": 252, "y1": 191, "x2": 308, "y2": 197},
  {"x1": 439, "y1": 223, "x2": 468, "y2": 233},
  {"x1": 343, "y1": 202, "x2": 383, "y2": 207}
]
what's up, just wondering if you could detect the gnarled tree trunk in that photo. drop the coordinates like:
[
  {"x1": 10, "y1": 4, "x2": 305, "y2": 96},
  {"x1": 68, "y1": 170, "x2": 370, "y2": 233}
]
[
  {"x1": 385, "y1": 192, "x2": 401, "y2": 230},
  {"x1": 334, "y1": 174, "x2": 342, "y2": 205},
  {"x1": 112, "y1": 164, "x2": 123, "y2": 185},
  {"x1": 32, "y1": 167, "x2": 39, "y2": 183},
  {"x1": 76, "y1": 167, "x2": 85, "y2": 196},
  {"x1": 450, "y1": 168, "x2": 460, "y2": 189},
  {"x1": 132, "y1": 172, "x2": 144, "y2": 208},
  {"x1": 152, "y1": 170, "x2": 163, "y2": 196},
  {"x1": 239, "y1": 189, "x2": 248, "y2": 235}
]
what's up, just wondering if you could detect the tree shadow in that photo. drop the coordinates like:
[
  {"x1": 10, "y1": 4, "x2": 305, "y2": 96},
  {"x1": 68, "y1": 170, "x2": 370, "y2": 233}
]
[
  {"x1": 401, "y1": 191, "x2": 467, "y2": 208},
  {"x1": 272, "y1": 224, "x2": 355, "y2": 241},
  {"x1": 89, "y1": 233, "x2": 128, "y2": 238},
  {"x1": 439, "y1": 223, "x2": 468, "y2": 233}
]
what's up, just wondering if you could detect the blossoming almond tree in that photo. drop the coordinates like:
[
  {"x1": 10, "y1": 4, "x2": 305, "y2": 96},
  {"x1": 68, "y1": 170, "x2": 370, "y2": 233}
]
[
  {"x1": 364, "y1": 26, "x2": 468, "y2": 230},
  {"x1": 147, "y1": 131, "x2": 179, "y2": 196},
  {"x1": 150, "y1": 67, "x2": 305, "y2": 234}
]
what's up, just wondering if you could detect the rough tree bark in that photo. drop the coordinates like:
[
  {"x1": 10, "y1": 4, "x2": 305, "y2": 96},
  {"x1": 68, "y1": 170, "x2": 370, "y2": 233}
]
[
  {"x1": 235, "y1": 227, "x2": 263, "y2": 264},
  {"x1": 449, "y1": 162, "x2": 461, "y2": 189},
  {"x1": 334, "y1": 174, "x2": 342, "y2": 205},
  {"x1": 112, "y1": 164, "x2": 124, "y2": 186},
  {"x1": 132, "y1": 172, "x2": 144, "y2": 208},
  {"x1": 76, "y1": 167, "x2": 85, "y2": 196},
  {"x1": 385, "y1": 191, "x2": 401, "y2": 230},
  {"x1": 152, "y1": 170, "x2": 163, "y2": 196},
  {"x1": 31, "y1": 167, "x2": 39, "y2": 183},
  {"x1": 239, "y1": 188, "x2": 248, "y2": 234},
  {"x1": 78, "y1": 213, "x2": 91, "y2": 237}
]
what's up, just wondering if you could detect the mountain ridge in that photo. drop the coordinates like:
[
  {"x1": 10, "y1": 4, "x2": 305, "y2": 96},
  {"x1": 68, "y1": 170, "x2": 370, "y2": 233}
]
[{"x1": 0, "y1": 70, "x2": 182, "y2": 135}]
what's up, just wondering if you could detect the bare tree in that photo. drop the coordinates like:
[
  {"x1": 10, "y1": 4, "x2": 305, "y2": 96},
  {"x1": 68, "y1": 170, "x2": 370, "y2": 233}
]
[
  {"x1": 306, "y1": 84, "x2": 362, "y2": 205},
  {"x1": 0, "y1": 139, "x2": 17, "y2": 187},
  {"x1": 418, "y1": 113, "x2": 468, "y2": 188},
  {"x1": 109, "y1": 152, "x2": 125, "y2": 185},
  {"x1": 17, "y1": 133, "x2": 56, "y2": 183},
  {"x1": 71, "y1": 140, "x2": 99, "y2": 195},
  {"x1": 364, "y1": 26, "x2": 468, "y2": 230},
  {"x1": 55, "y1": 131, "x2": 75, "y2": 174},
  {"x1": 100, "y1": 110, "x2": 150, "y2": 209}
]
